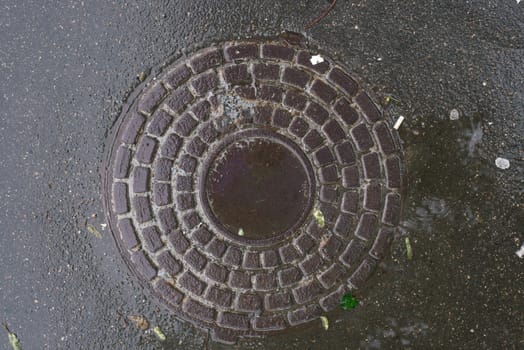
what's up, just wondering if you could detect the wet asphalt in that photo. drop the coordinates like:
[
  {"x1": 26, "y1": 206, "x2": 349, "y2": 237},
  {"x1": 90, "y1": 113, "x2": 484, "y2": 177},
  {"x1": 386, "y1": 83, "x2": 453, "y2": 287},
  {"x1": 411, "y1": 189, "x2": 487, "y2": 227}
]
[{"x1": 0, "y1": 0, "x2": 523, "y2": 349}]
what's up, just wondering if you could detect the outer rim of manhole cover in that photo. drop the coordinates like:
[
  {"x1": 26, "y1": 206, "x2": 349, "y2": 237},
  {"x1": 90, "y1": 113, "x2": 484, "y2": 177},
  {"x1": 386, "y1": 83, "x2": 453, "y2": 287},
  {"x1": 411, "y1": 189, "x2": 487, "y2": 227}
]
[{"x1": 103, "y1": 34, "x2": 406, "y2": 344}]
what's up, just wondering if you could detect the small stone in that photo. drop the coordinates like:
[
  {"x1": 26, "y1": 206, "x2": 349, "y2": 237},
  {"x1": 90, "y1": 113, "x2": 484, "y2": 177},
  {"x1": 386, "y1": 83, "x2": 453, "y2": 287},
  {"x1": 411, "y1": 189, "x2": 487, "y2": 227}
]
[
  {"x1": 393, "y1": 116, "x2": 404, "y2": 130},
  {"x1": 495, "y1": 157, "x2": 510, "y2": 170},
  {"x1": 516, "y1": 244, "x2": 524, "y2": 259},
  {"x1": 310, "y1": 54, "x2": 324, "y2": 65},
  {"x1": 449, "y1": 109, "x2": 460, "y2": 120}
]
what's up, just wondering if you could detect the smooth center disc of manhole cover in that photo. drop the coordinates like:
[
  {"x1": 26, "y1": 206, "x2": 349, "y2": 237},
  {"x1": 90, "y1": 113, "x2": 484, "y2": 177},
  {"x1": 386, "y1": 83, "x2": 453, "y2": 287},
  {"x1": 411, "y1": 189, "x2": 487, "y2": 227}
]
[
  {"x1": 203, "y1": 129, "x2": 314, "y2": 243},
  {"x1": 104, "y1": 35, "x2": 406, "y2": 345}
]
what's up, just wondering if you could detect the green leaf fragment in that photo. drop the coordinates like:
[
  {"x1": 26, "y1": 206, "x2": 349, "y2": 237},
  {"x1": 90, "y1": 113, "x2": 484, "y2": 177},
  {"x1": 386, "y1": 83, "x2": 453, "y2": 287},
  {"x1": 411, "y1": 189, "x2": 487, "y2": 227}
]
[
  {"x1": 320, "y1": 316, "x2": 329, "y2": 330},
  {"x1": 313, "y1": 209, "x2": 325, "y2": 228},
  {"x1": 86, "y1": 223, "x2": 102, "y2": 238},
  {"x1": 340, "y1": 293, "x2": 359, "y2": 310},
  {"x1": 3, "y1": 324, "x2": 22, "y2": 350},
  {"x1": 153, "y1": 326, "x2": 166, "y2": 341},
  {"x1": 405, "y1": 237, "x2": 413, "y2": 260}
]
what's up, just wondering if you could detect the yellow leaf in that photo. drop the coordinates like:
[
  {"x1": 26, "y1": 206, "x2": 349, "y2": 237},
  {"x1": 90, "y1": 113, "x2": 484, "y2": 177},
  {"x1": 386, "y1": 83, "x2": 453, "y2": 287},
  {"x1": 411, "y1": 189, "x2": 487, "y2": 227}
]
[
  {"x1": 313, "y1": 209, "x2": 325, "y2": 228},
  {"x1": 86, "y1": 223, "x2": 102, "y2": 239},
  {"x1": 3, "y1": 324, "x2": 22, "y2": 350},
  {"x1": 320, "y1": 316, "x2": 329, "y2": 331},
  {"x1": 153, "y1": 326, "x2": 166, "y2": 341},
  {"x1": 405, "y1": 237, "x2": 413, "y2": 260}
]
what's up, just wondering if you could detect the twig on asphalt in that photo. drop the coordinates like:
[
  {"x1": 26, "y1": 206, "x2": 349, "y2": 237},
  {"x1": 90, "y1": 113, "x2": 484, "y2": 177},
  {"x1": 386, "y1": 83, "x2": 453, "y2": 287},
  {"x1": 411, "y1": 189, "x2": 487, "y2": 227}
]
[{"x1": 305, "y1": 0, "x2": 337, "y2": 30}]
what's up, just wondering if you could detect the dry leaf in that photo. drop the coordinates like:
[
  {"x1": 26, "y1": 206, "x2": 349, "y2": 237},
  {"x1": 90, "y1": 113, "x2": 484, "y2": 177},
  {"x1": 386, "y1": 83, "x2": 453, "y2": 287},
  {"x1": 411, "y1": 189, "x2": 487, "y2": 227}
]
[
  {"x1": 128, "y1": 315, "x2": 149, "y2": 330},
  {"x1": 86, "y1": 223, "x2": 102, "y2": 238}
]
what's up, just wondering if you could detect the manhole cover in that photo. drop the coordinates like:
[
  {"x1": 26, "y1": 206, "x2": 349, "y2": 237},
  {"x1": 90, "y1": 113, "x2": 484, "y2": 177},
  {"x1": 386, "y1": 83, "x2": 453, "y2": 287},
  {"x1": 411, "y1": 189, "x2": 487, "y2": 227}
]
[{"x1": 104, "y1": 36, "x2": 405, "y2": 344}]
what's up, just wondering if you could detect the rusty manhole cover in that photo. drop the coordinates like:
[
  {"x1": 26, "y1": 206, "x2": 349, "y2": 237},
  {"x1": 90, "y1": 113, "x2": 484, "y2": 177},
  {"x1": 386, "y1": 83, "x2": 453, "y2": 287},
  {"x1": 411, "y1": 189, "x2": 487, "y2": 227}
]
[{"x1": 104, "y1": 37, "x2": 405, "y2": 343}]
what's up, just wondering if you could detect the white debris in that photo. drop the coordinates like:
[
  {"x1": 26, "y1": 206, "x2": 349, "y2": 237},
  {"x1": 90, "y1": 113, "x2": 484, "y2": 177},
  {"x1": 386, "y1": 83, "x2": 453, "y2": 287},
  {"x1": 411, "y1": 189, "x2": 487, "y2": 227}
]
[
  {"x1": 495, "y1": 157, "x2": 510, "y2": 169},
  {"x1": 238, "y1": 228, "x2": 245, "y2": 236},
  {"x1": 310, "y1": 54, "x2": 324, "y2": 65},
  {"x1": 516, "y1": 244, "x2": 524, "y2": 258},
  {"x1": 393, "y1": 116, "x2": 405, "y2": 130},
  {"x1": 449, "y1": 109, "x2": 460, "y2": 120}
]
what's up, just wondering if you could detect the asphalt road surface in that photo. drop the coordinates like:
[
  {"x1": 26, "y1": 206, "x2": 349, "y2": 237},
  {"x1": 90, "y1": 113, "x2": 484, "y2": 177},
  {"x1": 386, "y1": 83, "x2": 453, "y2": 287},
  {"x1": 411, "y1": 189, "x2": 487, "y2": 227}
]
[{"x1": 1, "y1": 1, "x2": 522, "y2": 349}]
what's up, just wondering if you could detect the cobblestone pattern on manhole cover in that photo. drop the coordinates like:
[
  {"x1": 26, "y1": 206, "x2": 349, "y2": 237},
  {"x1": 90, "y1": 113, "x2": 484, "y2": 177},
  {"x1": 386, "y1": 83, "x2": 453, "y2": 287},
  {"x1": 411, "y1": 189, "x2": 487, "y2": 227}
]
[{"x1": 104, "y1": 38, "x2": 405, "y2": 344}]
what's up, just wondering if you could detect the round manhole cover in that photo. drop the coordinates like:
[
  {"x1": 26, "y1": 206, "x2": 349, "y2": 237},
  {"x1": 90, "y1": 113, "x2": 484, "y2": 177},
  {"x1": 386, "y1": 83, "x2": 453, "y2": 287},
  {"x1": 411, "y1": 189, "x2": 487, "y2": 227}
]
[{"x1": 104, "y1": 36, "x2": 405, "y2": 344}]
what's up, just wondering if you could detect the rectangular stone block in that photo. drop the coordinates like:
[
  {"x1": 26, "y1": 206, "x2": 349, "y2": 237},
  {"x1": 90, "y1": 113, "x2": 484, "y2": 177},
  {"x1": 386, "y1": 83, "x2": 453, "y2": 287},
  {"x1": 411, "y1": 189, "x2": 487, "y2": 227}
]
[
  {"x1": 118, "y1": 218, "x2": 138, "y2": 249},
  {"x1": 138, "y1": 82, "x2": 166, "y2": 115},
  {"x1": 225, "y1": 43, "x2": 259, "y2": 60},
  {"x1": 299, "y1": 253, "x2": 323, "y2": 275},
  {"x1": 114, "y1": 146, "x2": 131, "y2": 179},
  {"x1": 373, "y1": 122, "x2": 396, "y2": 155},
  {"x1": 121, "y1": 112, "x2": 145, "y2": 144},
  {"x1": 113, "y1": 182, "x2": 129, "y2": 214},
  {"x1": 206, "y1": 286, "x2": 233, "y2": 308},
  {"x1": 355, "y1": 91, "x2": 381, "y2": 123},
  {"x1": 278, "y1": 266, "x2": 303, "y2": 287},
  {"x1": 165, "y1": 64, "x2": 191, "y2": 89},
  {"x1": 157, "y1": 251, "x2": 182, "y2": 276},
  {"x1": 135, "y1": 136, "x2": 157, "y2": 164},
  {"x1": 348, "y1": 258, "x2": 377, "y2": 289},
  {"x1": 131, "y1": 251, "x2": 157, "y2": 281},
  {"x1": 133, "y1": 166, "x2": 150, "y2": 193},
  {"x1": 224, "y1": 64, "x2": 251, "y2": 85},
  {"x1": 351, "y1": 124, "x2": 374, "y2": 151},
  {"x1": 292, "y1": 279, "x2": 323, "y2": 304},
  {"x1": 218, "y1": 312, "x2": 250, "y2": 330},
  {"x1": 237, "y1": 293, "x2": 262, "y2": 312},
  {"x1": 179, "y1": 271, "x2": 206, "y2": 295},
  {"x1": 282, "y1": 67, "x2": 310, "y2": 88},
  {"x1": 262, "y1": 44, "x2": 295, "y2": 61},
  {"x1": 284, "y1": 91, "x2": 307, "y2": 111},
  {"x1": 190, "y1": 48, "x2": 223, "y2": 73},
  {"x1": 362, "y1": 152, "x2": 381, "y2": 179},
  {"x1": 311, "y1": 79, "x2": 337, "y2": 104},
  {"x1": 182, "y1": 298, "x2": 215, "y2": 321},
  {"x1": 288, "y1": 304, "x2": 322, "y2": 326},
  {"x1": 382, "y1": 193, "x2": 401, "y2": 226},
  {"x1": 154, "y1": 183, "x2": 172, "y2": 206},
  {"x1": 328, "y1": 67, "x2": 358, "y2": 95},
  {"x1": 142, "y1": 225, "x2": 163, "y2": 252},
  {"x1": 133, "y1": 196, "x2": 153, "y2": 223},
  {"x1": 370, "y1": 228, "x2": 394, "y2": 259},
  {"x1": 334, "y1": 98, "x2": 359, "y2": 126},
  {"x1": 154, "y1": 279, "x2": 184, "y2": 306},
  {"x1": 148, "y1": 110, "x2": 172, "y2": 136},
  {"x1": 165, "y1": 86, "x2": 193, "y2": 113},
  {"x1": 339, "y1": 239, "x2": 366, "y2": 268},
  {"x1": 253, "y1": 273, "x2": 277, "y2": 291},
  {"x1": 318, "y1": 263, "x2": 345, "y2": 289},
  {"x1": 253, "y1": 314, "x2": 288, "y2": 331},
  {"x1": 356, "y1": 213, "x2": 378, "y2": 241},
  {"x1": 191, "y1": 71, "x2": 219, "y2": 96}
]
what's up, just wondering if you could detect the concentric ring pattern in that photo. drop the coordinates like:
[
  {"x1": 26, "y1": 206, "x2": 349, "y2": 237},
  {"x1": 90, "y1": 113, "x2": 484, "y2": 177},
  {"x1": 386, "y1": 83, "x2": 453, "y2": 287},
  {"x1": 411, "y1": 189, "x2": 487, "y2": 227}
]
[{"x1": 104, "y1": 38, "x2": 405, "y2": 344}]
